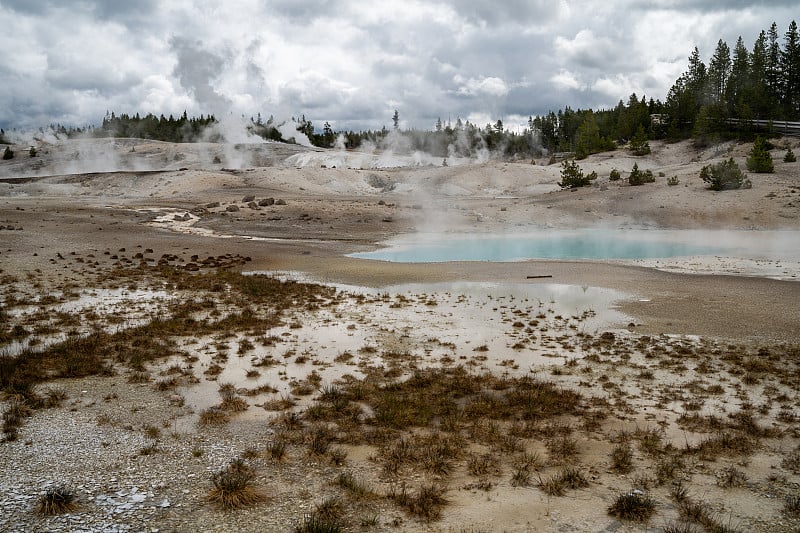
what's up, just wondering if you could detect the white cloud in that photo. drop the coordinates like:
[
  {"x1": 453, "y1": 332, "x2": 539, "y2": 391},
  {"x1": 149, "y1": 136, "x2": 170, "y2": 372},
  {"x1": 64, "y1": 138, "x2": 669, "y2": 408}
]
[
  {"x1": 550, "y1": 70, "x2": 583, "y2": 91},
  {"x1": 454, "y1": 76, "x2": 510, "y2": 97}
]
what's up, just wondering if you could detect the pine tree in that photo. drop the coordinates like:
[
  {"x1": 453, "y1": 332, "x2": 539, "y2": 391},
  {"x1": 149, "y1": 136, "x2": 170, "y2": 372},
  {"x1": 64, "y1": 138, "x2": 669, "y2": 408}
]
[
  {"x1": 750, "y1": 30, "x2": 772, "y2": 118},
  {"x1": 746, "y1": 136, "x2": 774, "y2": 172},
  {"x1": 766, "y1": 22, "x2": 782, "y2": 109},
  {"x1": 708, "y1": 39, "x2": 732, "y2": 106},
  {"x1": 781, "y1": 20, "x2": 800, "y2": 118},
  {"x1": 726, "y1": 37, "x2": 750, "y2": 118},
  {"x1": 629, "y1": 125, "x2": 651, "y2": 156}
]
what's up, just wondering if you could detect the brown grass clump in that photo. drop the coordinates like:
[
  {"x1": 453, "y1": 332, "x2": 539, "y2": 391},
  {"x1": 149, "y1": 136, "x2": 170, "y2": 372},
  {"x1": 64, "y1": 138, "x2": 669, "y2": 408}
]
[
  {"x1": 36, "y1": 485, "x2": 79, "y2": 515},
  {"x1": 198, "y1": 407, "x2": 230, "y2": 426},
  {"x1": 610, "y1": 442, "x2": 634, "y2": 473},
  {"x1": 2, "y1": 398, "x2": 33, "y2": 441},
  {"x1": 207, "y1": 459, "x2": 265, "y2": 509},
  {"x1": 389, "y1": 483, "x2": 448, "y2": 521},
  {"x1": 607, "y1": 490, "x2": 656, "y2": 522},
  {"x1": 784, "y1": 494, "x2": 800, "y2": 517}
]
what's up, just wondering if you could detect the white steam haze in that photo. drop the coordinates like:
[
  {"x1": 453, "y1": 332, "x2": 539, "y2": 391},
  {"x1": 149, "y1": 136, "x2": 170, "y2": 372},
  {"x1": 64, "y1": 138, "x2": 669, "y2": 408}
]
[{"x1": 1, "y1": 1, "x2": 798, "y2": 133}]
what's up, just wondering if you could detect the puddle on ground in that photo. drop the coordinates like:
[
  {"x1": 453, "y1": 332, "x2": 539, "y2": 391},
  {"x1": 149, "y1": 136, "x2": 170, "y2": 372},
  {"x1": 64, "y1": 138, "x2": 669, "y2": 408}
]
[
  {"x1": 3, "y1": 288, "x2": 173, "y2": 356},
  {"x1": 155, "y1": 277, "x2": 633, "y2": 429}
]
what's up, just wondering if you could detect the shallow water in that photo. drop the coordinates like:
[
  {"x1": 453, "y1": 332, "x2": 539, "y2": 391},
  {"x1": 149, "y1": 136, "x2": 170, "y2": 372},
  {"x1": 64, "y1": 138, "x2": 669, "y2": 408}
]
[
  {"x1": 162, "y1": 277, "x2": 635, "y2": 429},
  {"x1": 349, "y1": 229, "x2": 800, "y2": 263}
]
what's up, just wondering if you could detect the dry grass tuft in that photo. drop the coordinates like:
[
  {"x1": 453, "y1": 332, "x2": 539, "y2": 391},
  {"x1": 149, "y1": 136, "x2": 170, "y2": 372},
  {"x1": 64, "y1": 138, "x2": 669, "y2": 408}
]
[
  {"x1": 207, "y1": 459, "x2": 265, "y2": 509},
  {"x1": 607, "y1": 490, "x2": 656, "y2": 521},
  {"x1": 35, "y1": 485, "x2": 79, "y2": 515},
  {"x1": 198, "y1": 406, "x2": 230, "y2": 426},
  {"x1": 389, "y1": 483, "x2": 449, "y2": 521}
]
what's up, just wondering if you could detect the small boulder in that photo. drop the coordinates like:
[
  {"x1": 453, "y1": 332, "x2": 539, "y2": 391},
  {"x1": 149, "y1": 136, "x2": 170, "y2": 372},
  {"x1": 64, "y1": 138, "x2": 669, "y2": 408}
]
[
  {"x1": 242, "y1": 195, "x2": 255, "y2": 202},
  {"x1": 258, "y1": 198, "x2": 275, "y2": 207},
  {"x1": 205, "y1": 202, "x2": 220, "y2": 208},
  {"x1": 275, "y1": 199, "x2": 287, "y2": 206},
  {"x1": 225, "y1": 205, "x2": 240, "y2": 212}
]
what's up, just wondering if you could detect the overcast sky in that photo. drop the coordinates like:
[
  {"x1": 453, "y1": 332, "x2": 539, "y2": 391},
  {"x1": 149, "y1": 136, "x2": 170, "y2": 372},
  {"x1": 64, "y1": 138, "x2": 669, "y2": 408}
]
[{"x1": 0, "y1": 1, "x2": 797, "y2": 133}]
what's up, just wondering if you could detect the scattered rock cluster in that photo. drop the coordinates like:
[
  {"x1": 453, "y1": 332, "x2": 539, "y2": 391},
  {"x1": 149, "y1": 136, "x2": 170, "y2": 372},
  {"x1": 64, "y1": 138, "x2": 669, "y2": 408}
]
[{"x1": 203, "y1": 197, "x2": 287, "y2": 214}]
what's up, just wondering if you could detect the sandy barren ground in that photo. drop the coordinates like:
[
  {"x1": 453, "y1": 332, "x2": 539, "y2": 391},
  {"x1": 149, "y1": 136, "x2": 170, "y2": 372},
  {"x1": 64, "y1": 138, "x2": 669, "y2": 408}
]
[{"x1": 0, "y1": 137, "x2": 799, "y2": 532}]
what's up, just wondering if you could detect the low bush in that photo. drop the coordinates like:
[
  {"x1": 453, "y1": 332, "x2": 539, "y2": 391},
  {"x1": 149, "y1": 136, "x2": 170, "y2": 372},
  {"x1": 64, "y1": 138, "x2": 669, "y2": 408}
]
[
  {"x1": 628, "y1": 163, "x2": 655, "y2": 186},
  {"x1": 700, "y1": 158, "x2": 751, "y2": 191},
  {"x1": 559, "y1": 160, "x2": 597, "y2": 188}
]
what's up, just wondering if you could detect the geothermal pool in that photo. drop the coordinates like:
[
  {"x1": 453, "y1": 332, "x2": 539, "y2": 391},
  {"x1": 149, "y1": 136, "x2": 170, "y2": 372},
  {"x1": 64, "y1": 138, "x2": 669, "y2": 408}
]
[{"x1": 350, "y1": 229, "x2": 800, "y2": 263}]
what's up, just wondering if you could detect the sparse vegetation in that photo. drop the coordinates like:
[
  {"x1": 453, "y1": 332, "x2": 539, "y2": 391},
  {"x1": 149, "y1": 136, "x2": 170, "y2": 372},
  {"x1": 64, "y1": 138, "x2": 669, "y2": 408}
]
[{"x1": 784, "y1": 148, "x2": 797, "y2": 162}]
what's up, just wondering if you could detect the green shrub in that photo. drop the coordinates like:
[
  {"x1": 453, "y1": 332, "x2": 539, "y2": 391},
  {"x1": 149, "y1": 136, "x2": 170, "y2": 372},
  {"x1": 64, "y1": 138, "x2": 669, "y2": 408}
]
[
  {"x1": 667, "y1": 176, "x2": 680, "y2": 186},
  {"x1": 2, "y1": 146, "x2": 13, "y2": 160},
  {"x1": 785, "y1": 148, "x2": 797, "y2": 163},
  {"x1": 609, "y1": 169, "x2": 621, "y2": 181},
  {"x1": 628, "y1": 163, "x2": 655, "y2": 186},
  {"x1": 559, "y1": 160, "x2": 597, "y2": 188},
  {"x1": 746, "y1": 136, "x2": 774, "y2": 173},
  {"x1": 29, "y1": 147, "x2": 37, "y2": 157},
  {"x1": 700, "y1": 158, "x2": 751, "y2": 191}
]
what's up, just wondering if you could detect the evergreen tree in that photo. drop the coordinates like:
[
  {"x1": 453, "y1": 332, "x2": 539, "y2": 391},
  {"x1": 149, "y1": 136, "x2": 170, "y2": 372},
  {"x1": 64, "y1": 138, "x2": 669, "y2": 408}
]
[
  {"x1": 746, "y1": 136, "x2": 774, "y2": 172},
  {"x1": 708, "y1": 39, "x2": 732, "y2": 106},
  {"x1": 766, "y1": 22, "x2": 782, "y2": 108},
  {"x1": 781, "y1": 20, "x2": 800, "y2": 118},
  {"x1": 574, "y1": 112, "x2": 600, "y2": 159},
  {"x1": 629, "y1": 125, "x2": 651, "y2": 155},
  {"x1": 628, "y1": 162, "x2": 655, "y2": 185},
  {"x1": 726, "y1": 36, "x2": 750, "y2": 118},
  {"x1": 558, "y1": 160, "x2": 596, "y2": 188},
  {"x1": 749, "y1": 30, "x2": 773, "y2": 118}
]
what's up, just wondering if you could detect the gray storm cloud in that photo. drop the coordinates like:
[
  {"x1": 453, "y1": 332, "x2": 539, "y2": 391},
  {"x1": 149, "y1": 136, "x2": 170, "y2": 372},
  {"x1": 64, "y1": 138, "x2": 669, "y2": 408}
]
[{"x1": 0, "y1": 1, "x2": 797, "y2": 130}]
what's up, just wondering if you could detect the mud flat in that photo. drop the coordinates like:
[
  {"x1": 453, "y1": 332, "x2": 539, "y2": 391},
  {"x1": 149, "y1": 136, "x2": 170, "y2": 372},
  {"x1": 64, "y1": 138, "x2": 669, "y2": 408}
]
[{"x1": 0, "y1": 138, "x2": 799, "y2": 531}]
